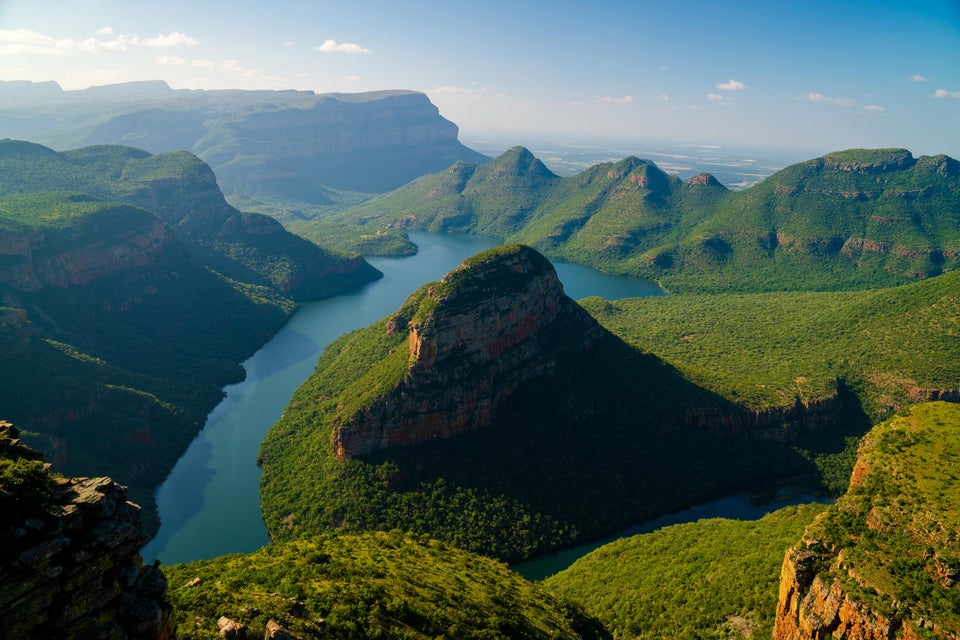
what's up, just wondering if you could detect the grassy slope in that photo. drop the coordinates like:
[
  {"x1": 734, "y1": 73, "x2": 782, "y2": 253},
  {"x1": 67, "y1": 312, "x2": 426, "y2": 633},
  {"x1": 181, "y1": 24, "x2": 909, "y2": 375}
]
[
  {"x1": 545, "y1": 503, "x2": 829, "y2": 640},
  {"x1": 163, "y1": 531, "x2": 609, "y2": 640},
  {"x1": 803, "y1": 402, "x2": 960, "y2": 635}
]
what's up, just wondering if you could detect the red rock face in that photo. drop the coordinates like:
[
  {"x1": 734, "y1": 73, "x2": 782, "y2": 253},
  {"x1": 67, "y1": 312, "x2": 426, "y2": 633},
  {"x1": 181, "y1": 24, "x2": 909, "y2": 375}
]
[
  {"x1": 334, "y1": 246, "x2": 606, "y2": 458},
  {"x1": 0, "y1": 219, "x2": 171, "y2": 292}
]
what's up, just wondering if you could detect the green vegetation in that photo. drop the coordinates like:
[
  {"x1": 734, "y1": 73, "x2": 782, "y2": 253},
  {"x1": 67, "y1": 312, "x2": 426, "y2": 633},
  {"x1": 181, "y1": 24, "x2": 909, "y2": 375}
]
[
  {"x1": 545, "y1": 503, "x2": 829, "y2": 640},
  {"x1": 163, "y1": 531, "x2": 609, "y2": 640},
  {"x1": 0, "y1": 139, "x2": 378, "y2": 529},
  {"x1": 260, "y1": 253, "x2": 827, "y2": 562},
  {"x1": 581, "y1": 269, "x2": 960, "y2": 493},
  {"x1": 329, "y1": 147, "x2": 960, "y2": 292},
  {"x1": 803, "y1": 402, "x2": 960, "y2": 635}
]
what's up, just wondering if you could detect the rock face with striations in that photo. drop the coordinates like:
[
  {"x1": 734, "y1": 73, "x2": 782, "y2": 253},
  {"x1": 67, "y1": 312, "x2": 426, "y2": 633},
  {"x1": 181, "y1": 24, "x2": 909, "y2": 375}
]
[
  {"x1": 0, "y1": 420, "x2": 174, "y2": 640},
  {"x1": 772, "y1": 402, "x2": 960, "y2": 640},
  {"x1": 334, "y1": 244, "x2": 606, "y2": 457}
]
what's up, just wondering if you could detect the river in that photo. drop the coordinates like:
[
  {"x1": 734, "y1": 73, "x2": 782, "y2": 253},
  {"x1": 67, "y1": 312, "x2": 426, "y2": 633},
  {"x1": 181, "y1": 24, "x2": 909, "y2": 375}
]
[{"x1": 141, "y1": 232, "x2": 665, "y2": 565}]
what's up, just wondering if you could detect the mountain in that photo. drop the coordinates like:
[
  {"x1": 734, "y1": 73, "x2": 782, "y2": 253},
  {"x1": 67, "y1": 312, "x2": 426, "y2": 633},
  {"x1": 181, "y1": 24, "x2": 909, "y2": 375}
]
[
  {"x1": 258, "y1": 245, "x2": 837, "y2": 561},
  {"x1": 545, "y1": 503, "x2": 829, "y2": 640},
  {"x1": 0, "y1": 421, "x2": 174, "y2": 639},
  {"x1": 162, "y1": 530, "x2": 609, "y2": 640},
  {"x1": 773, "y1": 402, "x2": 960, "y2": 639},
  {"x1": 0, "y1": 81, "x2": 489, "y2": 219},
  {"x1": 331, "y1": 147, "x2": 960, "y2": 293},
  {"x1": 0, "y1": 140, "x2": 379, "y2": 528}
]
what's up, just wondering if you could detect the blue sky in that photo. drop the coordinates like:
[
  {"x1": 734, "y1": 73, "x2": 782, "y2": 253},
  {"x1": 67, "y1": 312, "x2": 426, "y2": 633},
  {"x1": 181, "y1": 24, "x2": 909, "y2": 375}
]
[{"x1": 0, "y1": 0, "x2": 958, "y2": 156}]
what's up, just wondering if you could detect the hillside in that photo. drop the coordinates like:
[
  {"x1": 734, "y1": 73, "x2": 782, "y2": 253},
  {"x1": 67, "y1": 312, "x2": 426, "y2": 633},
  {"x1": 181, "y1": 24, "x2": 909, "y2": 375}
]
[
  {"x1": 580, "y1": 269, "x2": 960, "y2": 491},
  {"x1": 0, "y1": 81, "x2": 489, "y2": 219},
  {"x1": 330, "y1": 147, "x2": 960, "y2": 293},
  {"x1": 545, "y1": 503, "x2": 829, "y2": 640},
  {"x1": 162, "y1": 530, "x2": 609, "y2": 640},
  {"x1": 0, "y1": 141, "x2": 378, "y2": 529},
  {"x1": 773, "y1": 402, "x2": 960, "y2": 639},
  {"x1": 258, "y1": 245, "x2": 847, "y2": 561}
]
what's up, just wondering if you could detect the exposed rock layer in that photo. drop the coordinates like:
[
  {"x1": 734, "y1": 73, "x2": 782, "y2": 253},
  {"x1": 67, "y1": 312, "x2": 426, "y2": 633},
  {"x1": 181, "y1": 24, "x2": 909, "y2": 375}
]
[
  {"x1": 334, "y1": 245, "x2": 606, "y2": 457},
  {"x1": 0, "y1": 421, "x2": 174, "y2": 640}
]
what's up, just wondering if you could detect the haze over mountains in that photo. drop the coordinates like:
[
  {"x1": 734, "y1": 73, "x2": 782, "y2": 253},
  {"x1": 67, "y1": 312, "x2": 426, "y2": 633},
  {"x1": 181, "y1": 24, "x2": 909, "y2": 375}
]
[{"x1": 0, "y1": 80, "x2": 488, "y2": 219}]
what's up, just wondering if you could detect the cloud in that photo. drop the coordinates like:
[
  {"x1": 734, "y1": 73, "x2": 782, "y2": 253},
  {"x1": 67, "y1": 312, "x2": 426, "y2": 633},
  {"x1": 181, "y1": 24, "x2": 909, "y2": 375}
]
[
  {"x1": 220, "y1": 59, "x2": 281, "y2": 82},
  {"x1": 707, "y1": 92, "x2": 724, "y2": 101},
  {"x1": 597, "y1": 95, "x2": 634, "y2": 104},
  {"x1": 657, "y1": 93, "x2": 670, "y2": 102},
  {"x1": 0, "y1": 28, "x2": 198, "y2": 56},
  {"x1": 344, "y1": 75, "x2": 361, "y2": 81},
  {"x1": 934, "y1": 88, "x2": 960, "y2": 99},
  {"x1": 143, "y1": 31, "x2": 199, "y2": 48},
  {"x1": 909, "y1": 74, "x2": 928, "y2": 82},
  {"x1": 861, "y1": 105, "x2": 885, "y2": 112},
  {"x1": 156, "y1": 55, "x2": 216, "y2": 69},
  {"x1": 803, "y1": 92, "x2": 855, "y2": 106},
  {"x1": 315, "y1": 39, "x2": 370, "y2": 54},
  {"x1": 716, "y1": 79, "x2": 746, "y2": 91},
  {"x1": 427, "y1": 85, "x2": 487, "y2": 97}
]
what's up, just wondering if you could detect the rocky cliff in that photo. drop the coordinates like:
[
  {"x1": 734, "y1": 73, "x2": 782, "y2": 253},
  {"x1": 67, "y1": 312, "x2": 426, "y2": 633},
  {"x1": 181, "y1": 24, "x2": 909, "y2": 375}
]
[
  {"x1": 334, "y1": 244, "x2": 606, "y2": 457},
  {"x1": 772, "y1": 402, "x2": 960, "y2": 640},
  {"x1": 0, "y1": 420, "x2": 174, "y2": 640}
]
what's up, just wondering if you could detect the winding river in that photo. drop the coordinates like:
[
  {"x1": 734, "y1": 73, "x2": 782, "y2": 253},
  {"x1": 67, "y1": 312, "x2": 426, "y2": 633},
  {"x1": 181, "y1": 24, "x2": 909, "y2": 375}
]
[{"x1": 142, "y1": 233, "x2": 666, "y2": 565}]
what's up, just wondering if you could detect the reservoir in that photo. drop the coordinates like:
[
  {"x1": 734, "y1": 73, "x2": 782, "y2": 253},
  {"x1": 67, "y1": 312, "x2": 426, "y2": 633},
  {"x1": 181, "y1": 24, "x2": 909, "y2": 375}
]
[{"x1": 142, "y1": 232, "x2": 665, "y2": 565}]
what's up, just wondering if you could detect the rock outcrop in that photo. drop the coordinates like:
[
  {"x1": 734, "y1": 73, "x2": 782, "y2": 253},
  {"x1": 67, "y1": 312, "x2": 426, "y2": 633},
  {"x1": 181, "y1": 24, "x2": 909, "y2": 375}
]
[
  {"x1": 0, "y1": 420, "x2": 174, "y2": 640},
  {"x1": 334, "y1": 244, "x2": 606, "y2": 457},
  {"x1": 772, "y1": 402, "x2": 960, "y2": 640}
]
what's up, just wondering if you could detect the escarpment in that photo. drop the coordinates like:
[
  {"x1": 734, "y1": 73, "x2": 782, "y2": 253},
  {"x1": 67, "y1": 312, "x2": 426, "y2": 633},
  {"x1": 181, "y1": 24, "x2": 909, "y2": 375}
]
[
  {"x1": 0, "y1": 421, "x2": 174, "y2": 640},
  {"x1": 772, "y1": 402, "x2": 960, "y2": 640},
  {"x1": 334, "y1": 244, "x2": 606, "y2": 457}
]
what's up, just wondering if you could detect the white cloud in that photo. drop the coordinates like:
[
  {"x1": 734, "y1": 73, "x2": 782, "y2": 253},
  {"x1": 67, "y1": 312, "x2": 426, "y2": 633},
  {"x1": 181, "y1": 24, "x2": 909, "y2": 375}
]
[
  {"x1": 220, "y1": 59, "x2": 281, "y2": 82},
  {"x1": 156, "y1": 55, "x2": 216, "y2": 69},
  {"x1": 315, "y1": 39, "x2": 370, "y2": 54},
  {"x1": 0, "y1": 28, "x2": 198, "y2": 56},
  {"x1": 597, "y1": 95, "x2": 634, "y2": 104},
  {"x1": 803, "y1": 92, "x2": 855, "y2": 106},
  {"x1": 707, "y1": 92, "x2": 724, "y2": 101},
  {"x1": 657, "y1": 93, "x2": 670, "y2": 102},
  {"x1": 344, "y1": 75, "x2": 361, "y2": 81},
  {"x1": 427, "y1": 85, "x2": 487, "y2": 97},
  {"x1": 934, "y1": 88, "x2": 960, "y2": 99},
  {"x1": 862, "y1": 105, "x2": 885, "y2": 112},
  {"x1": 716, "y1": 79, "x2": 746, "y2": 91},
  {"x1": 143, "y1": 31, "x2": 199, "y2": 48},
  {"x1": 909, "y1": 74, "x2": 928, "y2": 82}
]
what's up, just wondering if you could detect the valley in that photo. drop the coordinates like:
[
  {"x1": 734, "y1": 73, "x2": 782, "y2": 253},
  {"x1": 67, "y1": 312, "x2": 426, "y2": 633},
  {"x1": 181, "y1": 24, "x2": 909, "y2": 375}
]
[{"x1": 0, "y1": 81, "x2": 957, "y2": 640}]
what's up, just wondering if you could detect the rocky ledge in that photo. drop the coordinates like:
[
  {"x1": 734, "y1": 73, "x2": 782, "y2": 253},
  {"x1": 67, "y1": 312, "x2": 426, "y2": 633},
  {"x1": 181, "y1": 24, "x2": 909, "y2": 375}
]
[
  {"x1": 772, "y1": 403, "x2": 960, "y2": 640},
  {"x1": 334, "y1": 244, "x2": 606, "y2": 457},
  {"x1": 0, "y1": 420, "x2": 174, "y2": 640}
]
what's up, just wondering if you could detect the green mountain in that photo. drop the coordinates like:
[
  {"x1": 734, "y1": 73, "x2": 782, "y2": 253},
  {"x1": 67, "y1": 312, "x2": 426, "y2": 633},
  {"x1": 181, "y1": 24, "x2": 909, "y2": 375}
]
[
  {"x1": 545, "y1": 503, "x2": 829, "y2": 640},
  {"x1": 330, "y1": 147, "x2": 960, "y2": 293},
  {"x1": 163, "y1": 530, "x2": 609, "y2": 640},
  {"x1": 0, "y1": 81, "x2": 489, "y2": 220},
  {"x1": 259, "y1": 245, "x2": 840, "y2": 562},
  {"x1": 0, "y1": 140, "x2": 379, "y2": 528}
]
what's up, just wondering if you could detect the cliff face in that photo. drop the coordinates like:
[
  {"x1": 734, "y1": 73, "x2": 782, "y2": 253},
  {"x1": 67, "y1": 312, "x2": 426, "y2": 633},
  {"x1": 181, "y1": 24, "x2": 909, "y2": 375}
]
[
  {"x1": 0, "y1": 211, "x2": 171, "y2": 293},
  {"x1": 0, "y1": 421, "x2": 174, "y2": 640},
  {"x1": 772, "y1": 402, "x2": 960, "y2": 640},
  {"x1": 334, "y1": 245, "x2": 606, "y2": 457}
]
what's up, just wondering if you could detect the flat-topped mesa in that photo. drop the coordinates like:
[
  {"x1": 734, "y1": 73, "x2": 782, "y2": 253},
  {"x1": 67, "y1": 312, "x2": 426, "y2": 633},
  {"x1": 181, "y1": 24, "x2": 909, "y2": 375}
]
[{"x1": 335, "y1": 245, "x2": 607, "y2": 458}]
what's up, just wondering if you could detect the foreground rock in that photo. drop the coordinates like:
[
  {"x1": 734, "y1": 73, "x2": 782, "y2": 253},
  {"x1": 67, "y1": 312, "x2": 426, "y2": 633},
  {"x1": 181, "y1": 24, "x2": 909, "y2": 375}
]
[{"x1": 0, "y1": 420, "x2": 174, "y2": 639}]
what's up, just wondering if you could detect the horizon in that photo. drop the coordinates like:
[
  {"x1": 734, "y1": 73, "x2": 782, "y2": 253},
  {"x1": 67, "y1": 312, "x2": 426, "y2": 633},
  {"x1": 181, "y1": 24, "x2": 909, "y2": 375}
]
[{"x1": 0, "y1": 0, "x2": 958, "y2": 158}]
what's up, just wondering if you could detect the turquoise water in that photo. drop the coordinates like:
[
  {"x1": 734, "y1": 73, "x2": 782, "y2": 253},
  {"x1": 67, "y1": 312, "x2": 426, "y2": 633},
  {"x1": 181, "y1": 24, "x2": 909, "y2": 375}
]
[{"x1": 142, "y1": 233, "x2": 664, "y2": 564}]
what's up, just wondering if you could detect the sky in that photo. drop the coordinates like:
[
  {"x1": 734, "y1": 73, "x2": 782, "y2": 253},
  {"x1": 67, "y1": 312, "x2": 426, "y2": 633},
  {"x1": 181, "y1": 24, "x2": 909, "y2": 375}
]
[{"x1": 0, "y1": 0, "x2": 958, "y2": 157}]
